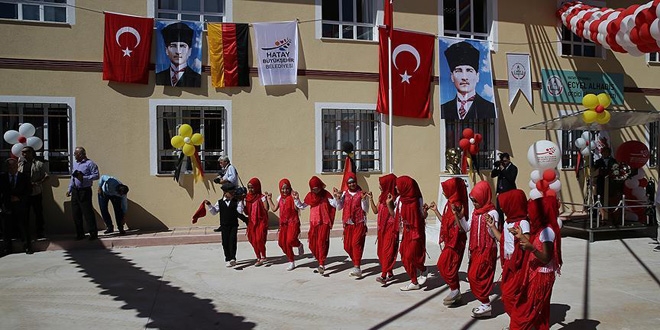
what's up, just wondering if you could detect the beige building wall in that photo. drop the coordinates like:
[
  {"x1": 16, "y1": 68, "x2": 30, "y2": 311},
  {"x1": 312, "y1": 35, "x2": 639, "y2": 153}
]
[{"x1": 0, "y1": 0, "x2": 658, "y2": 234}]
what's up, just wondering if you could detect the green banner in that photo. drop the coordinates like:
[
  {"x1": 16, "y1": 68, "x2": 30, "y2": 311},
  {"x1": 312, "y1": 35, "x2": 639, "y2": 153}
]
[{"x1": 541, "y1": 69, "x2": 624, "y2": 105}]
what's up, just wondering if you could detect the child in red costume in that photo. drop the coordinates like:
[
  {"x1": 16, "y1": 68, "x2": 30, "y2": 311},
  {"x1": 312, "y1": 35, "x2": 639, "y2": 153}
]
[
  {"x1": 266, "y1": 178, "x2": 304, "y2": 271},
  {"x1": 245, "y1": 178, "x2": 269, "y2": 266},
  {"x1": 335, "y1": 173, "x2": 369, "y2": 278},
  {"x1": 368, "y1": 173, "x2": 399, "y2": 284}
]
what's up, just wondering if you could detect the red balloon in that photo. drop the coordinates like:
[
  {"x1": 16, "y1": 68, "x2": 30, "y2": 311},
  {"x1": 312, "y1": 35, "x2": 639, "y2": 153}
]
[
  {"x1": 536, "y1": 180, "x2": 550, "y2": 192},
  {"x1": 469, "y1": 144, "x2": 479, "y2": 155},
  {"x1": 459, "y1": 138, "x2": 470, "y2": 150},
  {"x1": 543, "y1": 169, "x2": 556, "y2": 182},
  {"x1": 638, "y1": 42, "x2": 660, "y2": 53},
  {"x1": 462, "y1": 128, "x2": 474, "y2": 139},
  {"x1": 630, "y1": 27, "x2": 642, "y2": 46},
  {"x1": 590, "y1": 31, "x2": 599, "y2": 44},
  {"x1": 607, "y1": 18, "x2": 622, "y2": 35},
  {"x1": 545, "y1": 189, "x2": 558, "y2": 198},
  {"x1": 595, "y1": 105, "x2": 605, "y2": 113},
  {"x1": 622, "y1": 4, "x2": 640, "y2": 17},
  {"x1": 474, "y1": 133, "x2": 483, "y2": 143},
  {"x1": 615, "y1": 141, "x2": 650, "y2": 169},
  {"x1": 639, "y1": 178, "x2": 649, "y2": 188}
]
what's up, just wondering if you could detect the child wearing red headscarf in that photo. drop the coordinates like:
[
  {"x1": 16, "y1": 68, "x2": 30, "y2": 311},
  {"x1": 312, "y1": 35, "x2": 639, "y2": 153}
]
[
  {"x1": 266, "y1": 178, "x2": 304, "y2": 271},
  {"x1": 335, "y1": 173, "x2": 369, "y2": 278},
  {"x1": 293, "y1": 176, "x2": 338, "y2": 275},
  {"x1": 368, "y1": 173, "x2": 399, "y2": 284},
  {"x1": 464, "y1": 181, "x2": 499, "y2": 318},
  {"x1": 429, "y1": 177, "x2": 468, "y2": 305},
  {"x1": 387, "y1": 176, "x2": 428, "y2": 291},
  {"x1": 245, "y1": 177, "x2": 270, "y2": 266},
  {"x1": 508, "y1": 196, "x2": 563, "y2": 330},
  {"x1": 486, "y1": 189, "x2": 530, "y2": 319}
]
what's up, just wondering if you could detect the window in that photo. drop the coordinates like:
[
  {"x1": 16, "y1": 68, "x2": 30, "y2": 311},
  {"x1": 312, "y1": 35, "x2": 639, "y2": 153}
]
[
  {"x1": 0, "y1": 101, "x2": 72, "y2": 174},
  {"x1": 442, "y1": 0, "x2": 490, "y2": 40},
  {"x1": 444, "y1": 118, "x2": 496, "y2": 169},
  {"x1": 321, "y1": 0, "x2": 376, "y2": 41},
  {"x1": 316, "y1": 104, "x2": 382, "y2": 173},
  {"x1": 559, "y1": 129, "x2": 586, "y2": 169},
  {"x1": 560, "y1": 26, "x2": 602, "y2": 57},
  {"x1": 0, "y1": 0, "x2": 73, "y2": 24},
  {"x1": 649, "y1": 121, "x2": 658, "y2": 168},
  {"x1": 156, "y1": 0, "x2": 225, "y2": 23},
  {"x1": 154, "y1": 105, "x2": 228, "y2": 175},
  {"x1": 648, "y1": 52, "x2": 660, "y2": 64}
]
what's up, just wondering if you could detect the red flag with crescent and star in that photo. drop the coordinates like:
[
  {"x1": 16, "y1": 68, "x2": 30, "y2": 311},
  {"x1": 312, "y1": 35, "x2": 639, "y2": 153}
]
[
  {"x1": 103, "y1": 12, "x2": 154, "y2": 84},
  {"x1": 377, "y1": 28, "x2": 435, "y2": 118}
]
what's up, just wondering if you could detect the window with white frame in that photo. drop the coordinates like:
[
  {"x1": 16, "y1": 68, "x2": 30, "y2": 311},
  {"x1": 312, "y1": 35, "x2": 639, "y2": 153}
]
[
  {"x1": 559, "y1": 129, "x2": 586, "y2": 169},
  {"x1": 156, "y1": 105, "x2": 227, "y2": 174},
  {"x1": 649, "y1": 121, "x2": 658, "y2": 168},
  {"x1": 444, "y1": 118, "x2": 496, "y2": 169},
  {"x1": 560, "y1": 25, "x2": 602, "y2": 57},
  {"x1": 0, "y1": 0, "x2": 73, "y2": 24},
  {"x1": 648, "y1": 52, "x2": 660, "y2": 64},
  {"x1": 156, "y1": 0, "x2": 225, "y2": 23},
  {"x1": 0, "y1": 102, "x2": 72, "y2": 174},
  {"x1": 319, "y1": 106, "x2": 381, "y2": 173},
  {"x1": 321, "y1": 0, "x2": 376, "y2": 41},
  {"x1": 442, "y1": 0, "x2": 491, "y2": 40}
]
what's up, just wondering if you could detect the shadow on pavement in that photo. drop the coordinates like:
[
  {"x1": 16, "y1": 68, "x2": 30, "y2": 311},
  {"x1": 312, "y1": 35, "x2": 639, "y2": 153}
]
[{"x1": 64, "y1": 243, "x2": 256, "y2": 329}]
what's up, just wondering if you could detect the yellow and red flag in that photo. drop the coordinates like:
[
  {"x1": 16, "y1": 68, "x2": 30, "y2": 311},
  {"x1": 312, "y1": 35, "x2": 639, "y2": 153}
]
[{"x1": 207, "y1": 23, "x2": 250, "y2": 88}]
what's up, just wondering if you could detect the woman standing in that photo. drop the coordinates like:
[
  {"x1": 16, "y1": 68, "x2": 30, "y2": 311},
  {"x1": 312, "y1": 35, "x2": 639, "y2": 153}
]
[
  {"x1": 245, "y1": 178, "x2": 269, "y2": 266},
  {"x1": 266, "y1": 178, "x2": 304, "y2": 271},
  {"x1": 368, "y1": 173, "x2": 399, "y2": 284}
]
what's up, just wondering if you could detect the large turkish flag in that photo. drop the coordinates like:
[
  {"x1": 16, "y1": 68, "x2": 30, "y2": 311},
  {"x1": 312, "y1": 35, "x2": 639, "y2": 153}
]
[
  {"x1": 377, "y1": 28, "x2": 435, "y2": 119},
  {"x1": 103, "y1": 12, "x2": 154, "y2": 84}
]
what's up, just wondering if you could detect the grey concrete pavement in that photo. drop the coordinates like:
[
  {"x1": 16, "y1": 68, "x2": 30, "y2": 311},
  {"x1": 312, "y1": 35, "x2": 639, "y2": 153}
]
[{"x1": 1, "y1": 229, "x2": 659, "y2": 329}]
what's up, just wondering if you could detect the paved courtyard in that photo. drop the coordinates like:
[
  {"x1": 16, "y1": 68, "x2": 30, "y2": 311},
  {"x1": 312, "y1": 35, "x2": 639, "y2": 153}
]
[{"x1": 0, "y1": 229, "x2": 659, "y2": 329}]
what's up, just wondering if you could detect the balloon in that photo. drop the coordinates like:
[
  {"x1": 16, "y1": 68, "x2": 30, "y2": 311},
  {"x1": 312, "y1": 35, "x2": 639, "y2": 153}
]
[
  {"x1": 632, "y1": 187, "x2": 647, "y2": 200},
  {"x1": 590, "y1": 140, "x2": 597, "y2": 149},
  {"x1": 549, "y1": 179, "x2": 562, "y2": 192},
  {"x1": 581, "y1": 147, "x2": 592, "y2": 156},
  {"x1": 596, "y1": 110, "x2": 611, "y2": 124},
  {"x1": 26, "y1": 136, "x2": 43, "y2": 151},
  {"x1": 182, "y1": 143, "x2": 196, "y2": 157},
  {"x1": 536, "y1": 180, "x2": 550, "y2": 192},
  {"x1": 582, "y1": 93, "x2": 599, "y2": 109},
  {"x1": 529, "y1": 189, "x2": 543, "y2": 200},
  {"x1": 3, "y1": 130, "x2": 20, "y2": 144},
  {"x1": 596, "y1": 93, "x2": 612, "y2": 108},
  {"x1": 11, "y1": 143, "x2": 24, "y2": 157},
  {"x1": 582, "y1": 131, "x2": 592, "y2": 141},
  {"x1": 545, "y1": 189, "x2": 558, "y2": 198},
  {"x1": 191, "y1": 133, "x2": 204, "y2": 146},
  {"x1": 624, "y1": 178, "x2": 637, "y2": 189},
  {"x1": 18, "y1": 123, "x2": 36, "y2": 137},
  {"x1": 639, "y1": 178, "x2": 649, "y2": 187},
  {"x1": 595, "y1": 105, "x2": 605, "y2": 113},
  {"x1": 469, "y1": 144, "x2": 479, "y2": 155},
  {"x1": 474, "y1": 133, "x2": 483, "y2": 143},
  {"x1": 462, "y1": 128, "x2": 474, "y2": 139},
  {"x1": 529, "y1": 180, "x2": 537, "y2": 189},
  {"x1": 530, "y1": 169, "x2": 542, "y2": 182},
  {"x1": 583, "y1": 110, "x2": 597, "y2": 123},
  {"x1": 469, "y1": 138, "x2": 475, "y2": 144},
  {"x1": 527, "y1": 140, "x2": 561, "y2": 170},
  {"x1": 616, "y1": 141, "x2": 650, "y2": 169},
  {"x1": 650, "y1": 18, "x2": 660, "y2": 40},
  {"x1": 171, "y1": 136, "x2": 185, "y2": 149},
  {"x1": 575, "y1": 137, "x2": 587, "y2": 149},
  {"x1": 178, "y1": 124, "x2": 193, "y2": 138},
  {"x1": 459, "y1": 138, "x2": 470, "y2": 150},
  {"x1": 543, "y1": 169, "x2": 557, "y2": 182}
]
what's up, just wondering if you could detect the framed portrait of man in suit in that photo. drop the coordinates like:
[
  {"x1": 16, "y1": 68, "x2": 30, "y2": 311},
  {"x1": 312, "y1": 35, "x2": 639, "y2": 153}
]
[
  {"x1": 439, "y1": 37, "x2": 497, "y2": 120},
  {"x1": 155, "y1": 20, "x2": 203, "y2": 88}
]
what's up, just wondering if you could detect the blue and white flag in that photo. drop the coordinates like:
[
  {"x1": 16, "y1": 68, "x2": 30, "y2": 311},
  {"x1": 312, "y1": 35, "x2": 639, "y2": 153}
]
[{"x1": 252, "y1": 21, "x2": 298, "y2": 86}]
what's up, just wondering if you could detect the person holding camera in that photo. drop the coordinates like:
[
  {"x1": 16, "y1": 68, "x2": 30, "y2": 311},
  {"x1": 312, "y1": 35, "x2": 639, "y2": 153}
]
[
  {"x1": 66, "y1": 147, "x2": 99, "y2": 240},
  {"x1": 491, "y1": 152, "x2": 518, "y2": 194},
  {"x1": 215, "y1": 156, "x2": 238, "y2": 187},
  {"x1": 98, "y1": 175, "x2": 129, "y2": 235}
]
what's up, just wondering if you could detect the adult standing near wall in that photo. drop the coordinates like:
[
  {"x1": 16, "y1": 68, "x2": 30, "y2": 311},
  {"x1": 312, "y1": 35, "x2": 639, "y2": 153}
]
[
  {"x1": 491, "y1": 152, "x2": 518, "y2": 227},
  {"x1": 98, "y1": 174, "x2": 129, "y2": 235},
  {"x1": 66, "y1": 147, "x2": 100, "y2": 240},
  {"x1": 18, "y1": 146, "x2": 49, "y2": 239},
  {"x1": 1, "y1": 158, "x2": 33, "y2": 254},
  {"x1": 216, "y1": 156, "x2": 239, "y2": 187}
]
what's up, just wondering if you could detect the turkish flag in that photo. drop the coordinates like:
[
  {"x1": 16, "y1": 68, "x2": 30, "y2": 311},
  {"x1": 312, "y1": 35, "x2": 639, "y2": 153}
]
[
  {"x1": 377, "y1": 28, "x2": 435, "y2": 119},
  {"x1": 384, "y1": 1, "x2": 393, "y2": 34},
  {"x1": 103, "y1": 12, "x2": 154, "y2": 84}
]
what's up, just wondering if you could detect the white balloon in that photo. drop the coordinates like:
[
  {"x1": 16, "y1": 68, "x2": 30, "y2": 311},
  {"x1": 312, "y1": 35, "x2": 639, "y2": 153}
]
[
  {"x1": 469, "y1": 138, "x2": 475, "y2": 144},
  {"x1": 657, "y1": 3, "x2": 660, "y2": 19},
  {"x1": 632, "y1": 187, "x2": 647, "y2": 201},
  {"x1": 581, "y1": 147, "x2": 592, "y2": 156},
  {"x1": 575, "y1": 138, "x2": 587, "y2": 149},
  {"x1": 631, "y1": 171, "x2": 645, "y2": 180},
  {"x1": 549, "y1": 179, "x2": 562, "y2": 192},
  {"x1": 622, "y1": 15, "x2": 635, "y2": 31},
  {"x1": 26, "y1": 136, "x2": 43, "y2": 151},
  {"x1": 652, "y1": 19, "x2": 660, "y2": 41},
  {"x1": 18, "y1": 123, "x2": 35, "y2": 137},
  {"x1": 530, "y1": 189, "x2": 543, "y2": 200},
  {"x1": 570, "y1": 16, "x2": 580, "y2": 29},
  {"x1": 3, "y1": 130, "x2": 20, "y2": 144},
  {"x1": 624, "y1": 178, "x2": 637, "y2": 189},
  {"x1": 11, "y1": 143, "x2": 25, "y2": 157},
  {"x1": 597, "y1": 33, "x2": 611, "y2": 49},
  {"x1": 527, "y1": 140, "x2": 561, "y2": 170},
  {"x1": 590, "y1": 141, "x2": 597, "y2": 149},
  {"x1": 581, "y1": 131, "x2": 591, "y2": 141},
  {"x1": 529, "y1": 180, "x2": 537, "y2": 189},
  {"x1": 530, "y1": 169, "x2": 542, "y2": 182}
]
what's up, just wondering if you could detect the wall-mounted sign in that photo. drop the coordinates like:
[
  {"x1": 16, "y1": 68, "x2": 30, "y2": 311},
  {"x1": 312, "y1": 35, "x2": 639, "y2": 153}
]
[{"x1": 541, "y1": 69, "x2": 624, "y2": 105}]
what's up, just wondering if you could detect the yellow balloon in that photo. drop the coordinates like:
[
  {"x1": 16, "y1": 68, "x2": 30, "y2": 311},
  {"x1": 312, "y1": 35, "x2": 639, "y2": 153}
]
[
  {"x1": 595, "y1": 110, "x2": 611, "y2": 124},
  {"x1": 597, "y1": 93, "x2": 611, "y2": 108},
  {"x1": 178, "y1": 124, "x2": 193, "y2": 138},
  {"x1": 583, "y1": 110, "x2": 597, "y2": 123},
  {"x1": 582, "y1": 94, "x2": 598, "y2": 109},
  {"x1": 182, "y1": 143, "x2": 196, "y2": 156},
  {"x1": 191, "y1": 133, "x2": 204, "y2": 146},
  {"x1": 171, "y1": 135, "x2": 185, "y2": 149}
]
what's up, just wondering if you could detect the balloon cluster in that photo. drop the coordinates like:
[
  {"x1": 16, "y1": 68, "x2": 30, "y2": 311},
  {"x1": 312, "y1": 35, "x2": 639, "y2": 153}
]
[
  {"x1": 574, "y1": 131, "x2": 596, "y2": 157},
  {"x1": 171, "y1": 124, "x2": 204, "y2": 156},
  {"x1": 581, "y1": 93, "x2": 611, "y2": 125},
  {"x1": 558, "y1": 1, "x2": 660, "y2": 56},
  {"x1": 527, "y1": 140, "x2": 562, "y2": 199},
  {"x1": 3, "y1": 123, "x2": 44, "y2": 157},
  {"x1": 623, "y1": 171, "x2": 649, "y2": 222},
  {"x1": 458, "y1": 128, "x2": 482, "y2": 156},
  {"x1": 610, "y1": 163, "x2": 631, "y2": 181}
]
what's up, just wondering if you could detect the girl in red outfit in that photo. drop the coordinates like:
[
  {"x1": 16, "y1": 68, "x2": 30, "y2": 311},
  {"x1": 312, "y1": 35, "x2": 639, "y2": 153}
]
[
  {"x1": 266, "y1": 179, "x2": 304, "y2": 271},
  {"x1": 387, "y1": 176, "x2": 428, "y2": 291},
  {"x1": 335, "y1": 173, "x2": 369, "y2": 278},
  {"x1": 293, "y1": 176, "x2": 338, "y2": 275},
  {"x1": 245, "y1": 178, "x2": 270, "y2": 266},
  {"x1": 465, "y1": 181, "x2": 499, "y2": 318},
  {"x1": 429, "y1": 177, "x2": 468, "y2": 305},
  {"x1": 368, "y1": 173, "x2": 399, "y2": 284},
  {"x1": 486, "y1": 189, "x2": 530, "y2": 319},
  {"x1": 508, "y1": 196, "x2": 562, "y2": 330}
]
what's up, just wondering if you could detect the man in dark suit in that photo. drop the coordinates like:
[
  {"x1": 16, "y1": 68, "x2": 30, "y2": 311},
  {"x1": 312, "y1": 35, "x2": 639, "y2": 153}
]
[
  {"x1": 490, "y1": 153, "x2": 518, "y2": 228},
  {"x1": 441, "y1": 41, "x2": 496, "y2": 120},
  {"x1": 1, "y1": 158, "x2": 33, "y2": 255},
  {"x1": 155, "y1": 22, "x2": 202, "y2": 87}
]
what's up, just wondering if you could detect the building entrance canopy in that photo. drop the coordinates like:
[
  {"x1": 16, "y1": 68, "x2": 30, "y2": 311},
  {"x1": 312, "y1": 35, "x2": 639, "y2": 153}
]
[{"x1": 520, "y1": 110, "x2": 660, "y2": 131}]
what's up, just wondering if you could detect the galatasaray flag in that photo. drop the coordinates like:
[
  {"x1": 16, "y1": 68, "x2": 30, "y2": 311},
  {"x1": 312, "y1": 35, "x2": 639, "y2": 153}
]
[
  {"x1": 102, "y1": 12, "x2": 153, "y2": 84},
  {"x1": 207, "y1": 23, "x2": 250, "y2": 88}
]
